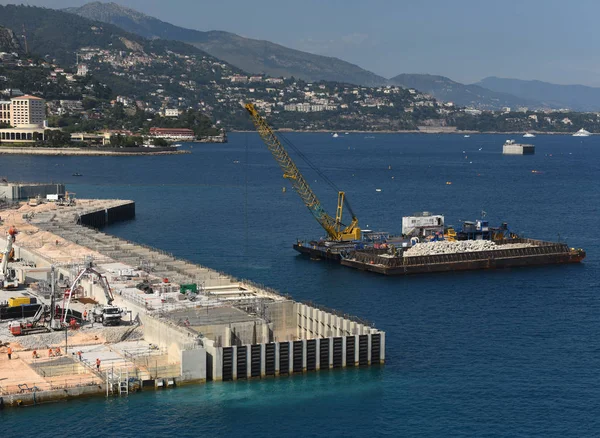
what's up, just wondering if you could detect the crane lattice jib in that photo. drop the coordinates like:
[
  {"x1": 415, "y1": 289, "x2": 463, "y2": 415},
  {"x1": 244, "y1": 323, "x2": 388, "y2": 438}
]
[{"x1": 245, "y1": 103, "x2": 340, "y2": 239}]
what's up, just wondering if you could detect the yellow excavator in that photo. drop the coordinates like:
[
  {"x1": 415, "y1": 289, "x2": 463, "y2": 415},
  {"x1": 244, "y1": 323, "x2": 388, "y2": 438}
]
[{"x1": 245, "y1": 103, "x2": 361, "y2": 241}]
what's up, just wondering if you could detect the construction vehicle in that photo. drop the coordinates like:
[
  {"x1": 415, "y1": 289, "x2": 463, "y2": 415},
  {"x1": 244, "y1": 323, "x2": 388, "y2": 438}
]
[
  {"x1": 245, "y1": 103, "x2": 361, "y2": 241},
  {"x1": 57, "y1": 191, "x2": 76, "y2": 207},
  {"x1": 1, "y1": 226, "x2": 19, "y2": 289},
  {"x1": 64, "y1": 260, "x2": 122, "y2": 326},
  {"x1": 27, "y1": 195, "x2": 43, "y2": 207},
  {"x1": 8, "y1": 304, "x2": 50, "y2": 336}
]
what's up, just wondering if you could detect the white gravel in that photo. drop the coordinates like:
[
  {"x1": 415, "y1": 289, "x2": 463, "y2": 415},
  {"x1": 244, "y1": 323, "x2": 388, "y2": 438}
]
[{"x1": 403, "y1": 240, "x2": 534, "y2": 257}]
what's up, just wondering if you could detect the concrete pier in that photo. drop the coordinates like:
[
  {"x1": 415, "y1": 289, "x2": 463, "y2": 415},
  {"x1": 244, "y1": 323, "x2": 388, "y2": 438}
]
[{"x1": 0, "y1": 198, "x2": 385, "y2": 406}]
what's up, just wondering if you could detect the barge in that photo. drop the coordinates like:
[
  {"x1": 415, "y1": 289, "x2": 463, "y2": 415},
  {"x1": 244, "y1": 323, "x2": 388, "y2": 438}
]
[{"x1": 340, "y1": 238, "x2": 585, "y2": 275}]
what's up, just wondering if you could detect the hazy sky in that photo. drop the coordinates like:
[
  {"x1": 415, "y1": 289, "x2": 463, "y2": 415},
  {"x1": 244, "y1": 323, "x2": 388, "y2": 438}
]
[{"x1": 3, "y1": 0, "x2": 598, "y2": 86}]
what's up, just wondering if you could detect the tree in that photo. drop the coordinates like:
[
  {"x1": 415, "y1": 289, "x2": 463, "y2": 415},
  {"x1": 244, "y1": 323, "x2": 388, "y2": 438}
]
[{"x1": 44, "y1": 129, "x2": 72, "y2": 147}]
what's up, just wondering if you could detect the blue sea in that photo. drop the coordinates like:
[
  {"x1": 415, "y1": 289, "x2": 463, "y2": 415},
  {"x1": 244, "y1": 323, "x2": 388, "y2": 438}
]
[{"x1": 1, "y1": 133, "x2": 599, "y2": 437}]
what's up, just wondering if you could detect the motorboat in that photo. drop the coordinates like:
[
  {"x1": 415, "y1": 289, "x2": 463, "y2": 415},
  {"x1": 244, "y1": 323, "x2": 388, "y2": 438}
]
[{"x1": 573, "y1": 128, "x2": 591, "y2": 137}]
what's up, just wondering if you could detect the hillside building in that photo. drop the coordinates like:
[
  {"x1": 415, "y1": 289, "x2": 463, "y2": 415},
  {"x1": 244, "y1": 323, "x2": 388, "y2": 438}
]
[
  {"x1": 0, "y1": 95, "x2": 49, "y2": 143},
  {"x1": 148, "y1": 127, "x2": 195, "y2": 140}
]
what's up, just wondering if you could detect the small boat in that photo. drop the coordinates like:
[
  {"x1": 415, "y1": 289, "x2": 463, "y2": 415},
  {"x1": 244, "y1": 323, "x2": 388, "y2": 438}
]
[
  {"x1": 464, "y1": 135, "x2": 470, "y2": 138},
  {"x1": 345, "y1": 132, "x2": 349, "y2": 135},
  {"x1": 332, "y1": 133, "x2": 339, "y2": 138},
  {"x1": 573, "y1": 128, "x2": 591, "y2": 137},
  {"x1": 173, "y1": 143, "x2": 182, "y2": 147},
  {"x1": 523, "y1": 133, "x2": 536, "y2": 138},
  {"x1": 72, "y1": 173, "x2": 83, "y2": 177}
]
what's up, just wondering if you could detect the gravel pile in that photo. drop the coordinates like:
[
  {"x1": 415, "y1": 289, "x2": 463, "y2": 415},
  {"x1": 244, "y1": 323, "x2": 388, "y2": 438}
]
[
  {"x1": 404, "y1": 240, "x2": 534, "y2": 257},
  {"x1": 0, "y1": 321, "x2": 144, "y2": 350},
  {"x1": 103, "y1": 325, "x2": 144, "y2": 343}
]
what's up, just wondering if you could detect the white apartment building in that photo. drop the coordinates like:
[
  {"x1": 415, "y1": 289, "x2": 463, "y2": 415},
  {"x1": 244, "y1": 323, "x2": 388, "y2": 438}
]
[
  {"x1": 0, "y1": 100, "x2": 10, "y2": 125},
  {"x1": 10, "y1": 95, "x2": 46, "y2": 128},
  {"x1": 163, "y1": 108, "x2": 179, "y2": 117}
]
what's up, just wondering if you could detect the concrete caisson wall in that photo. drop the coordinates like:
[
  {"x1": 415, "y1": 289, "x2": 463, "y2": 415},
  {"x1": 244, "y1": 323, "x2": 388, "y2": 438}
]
[
  {"x1": 264, "y1": 300, "x2": 296, "y2": 342},
  {"x1": 83, "y1": 278, "x2": 207, "y2": 382},
  {"x1": 0, "y1": 183, "x2": 65, "y2": 201},
  {"x1": 206, "y1": 301, "x2": 386, "y2": 382},
  {"x1": 78, "y1": 202, "x2": 135, "y2": 228},
  {"x1": 295, "y1": 303, "x2": 373, "y2": 339},
  {"x1": 0, "y1": 384, "x2": 104, "y2": 408}
]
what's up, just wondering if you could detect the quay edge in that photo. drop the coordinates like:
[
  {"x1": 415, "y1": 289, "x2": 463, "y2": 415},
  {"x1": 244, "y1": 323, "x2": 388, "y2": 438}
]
[{"x1": 0, "y1": 198, "x2": 385, "y2": 408}]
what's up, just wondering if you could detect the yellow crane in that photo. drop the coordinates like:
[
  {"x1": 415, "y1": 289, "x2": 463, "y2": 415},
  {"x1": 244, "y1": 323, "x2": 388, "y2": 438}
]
[{"x1": 245, "y1": 103, "x2": 361, "y2": 241}]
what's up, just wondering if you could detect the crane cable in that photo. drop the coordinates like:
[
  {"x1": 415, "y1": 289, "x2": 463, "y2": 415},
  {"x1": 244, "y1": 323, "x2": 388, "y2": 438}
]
[{"x1": 277, "y1": 131, "x2": 357, "y2": 220}]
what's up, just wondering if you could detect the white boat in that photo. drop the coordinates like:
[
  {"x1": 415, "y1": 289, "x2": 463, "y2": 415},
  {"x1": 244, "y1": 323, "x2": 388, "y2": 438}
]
[
  {"x1": 573, "y1": 128, "x2": 591, "y2": 137},
  {"x1": 464, "y1": 135, "x2": 470, "y2": 138},
  {"x1": 332, "y1": 133, "x2": 339, "y2": 138},
  {"x1": 523, "y1": 133, "x2": 535, "y2": 138},
  {"x1": 173, "y1": 143, "x2": 182, "y2": 147}
]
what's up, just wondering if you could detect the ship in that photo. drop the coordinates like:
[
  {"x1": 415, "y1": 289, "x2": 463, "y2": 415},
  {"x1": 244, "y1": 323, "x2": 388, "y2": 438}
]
[
  {"x1": 340, "y1": 239, "x2": 585, "y2": 276},
  {"x1": 573, "y1": 128, "x2": 591, "y2": 137},
  {"x1": 245, "y1": 103, "x2": 586, "y2": 277}
]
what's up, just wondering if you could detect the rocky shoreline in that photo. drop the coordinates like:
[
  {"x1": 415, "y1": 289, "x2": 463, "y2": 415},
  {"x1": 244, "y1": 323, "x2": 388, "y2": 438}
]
[{"x1": 0, "y1": 147, "x2": 191, "y2": 156}]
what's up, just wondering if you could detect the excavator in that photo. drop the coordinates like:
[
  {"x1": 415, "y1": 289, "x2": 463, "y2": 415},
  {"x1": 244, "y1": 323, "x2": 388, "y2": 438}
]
[
  {"x1": 0, "y1": 226, "x2": 19, "y2": 289},
  {"x1": 245, "y1": 103, "x2": 361, "y2": 241}
]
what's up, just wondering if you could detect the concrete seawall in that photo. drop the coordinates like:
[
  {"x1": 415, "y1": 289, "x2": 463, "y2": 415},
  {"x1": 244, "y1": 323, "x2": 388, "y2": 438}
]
[
  {"x1": 77, "y1": 201, "x2": 136, "y2": 228},
  {"x1": 1, "y1": 198, "x2": 385, "y2": 407}
]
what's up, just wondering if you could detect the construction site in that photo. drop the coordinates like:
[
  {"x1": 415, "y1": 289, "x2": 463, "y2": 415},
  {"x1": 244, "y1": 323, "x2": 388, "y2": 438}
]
[{"x1": 0, "y1": 194, "x2": 386, "y2": 408}]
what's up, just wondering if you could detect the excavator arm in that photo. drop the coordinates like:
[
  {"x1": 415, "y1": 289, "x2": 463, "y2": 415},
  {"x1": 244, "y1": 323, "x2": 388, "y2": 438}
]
[{"x1": 245, "y1": 103, "x2": 360, "y2": 241}]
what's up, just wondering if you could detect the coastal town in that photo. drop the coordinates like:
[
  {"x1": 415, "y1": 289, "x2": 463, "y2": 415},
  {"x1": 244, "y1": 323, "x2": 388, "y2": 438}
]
[{"x1": 3, "y1": 34, "x2": 600, "y2": 141}]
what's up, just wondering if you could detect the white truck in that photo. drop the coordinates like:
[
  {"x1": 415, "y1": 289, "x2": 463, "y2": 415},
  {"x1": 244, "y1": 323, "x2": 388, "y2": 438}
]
[{"x1": 64, "y1": 260, "x2": 123, "y2": 326}]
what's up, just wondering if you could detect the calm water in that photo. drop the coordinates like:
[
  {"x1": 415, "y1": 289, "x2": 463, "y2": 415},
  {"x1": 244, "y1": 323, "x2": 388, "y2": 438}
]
[{"x1": 2, "y1": 133, "x2": 599, "y2": 437}]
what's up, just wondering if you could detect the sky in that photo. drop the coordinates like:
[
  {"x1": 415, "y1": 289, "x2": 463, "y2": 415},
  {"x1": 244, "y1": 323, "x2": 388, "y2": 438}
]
[{"x1": 2, "y1": 0, "x2": 599, "y2": 86}]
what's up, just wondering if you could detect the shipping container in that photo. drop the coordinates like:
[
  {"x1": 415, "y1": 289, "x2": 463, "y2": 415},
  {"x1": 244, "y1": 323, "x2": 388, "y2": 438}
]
[{"x1": 8, "y1": 296, "x2": 30, "y2": 307}]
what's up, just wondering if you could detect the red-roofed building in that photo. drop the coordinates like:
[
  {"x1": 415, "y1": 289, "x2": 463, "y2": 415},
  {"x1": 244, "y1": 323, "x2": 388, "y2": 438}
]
[{"x1": 149, "y1": 127, "x2": 195, "y2": 140}]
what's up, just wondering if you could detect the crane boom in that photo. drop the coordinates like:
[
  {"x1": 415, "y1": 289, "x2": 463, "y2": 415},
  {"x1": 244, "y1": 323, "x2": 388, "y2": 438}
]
[
  {"x1": 245, "y1": 103, "x2": 360, "y2": 241},
  {"x1": 1, "y1": 227, "x2": 18, "y2": 288}
]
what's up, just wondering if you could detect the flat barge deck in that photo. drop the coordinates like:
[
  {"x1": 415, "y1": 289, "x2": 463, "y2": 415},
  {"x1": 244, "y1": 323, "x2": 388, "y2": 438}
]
[
  {"x1": 293, "y1": 242, "x2": 344, "y2": 261},
  {"x1": 340, "y1": 238, "x2": 586, "y2": 275}
]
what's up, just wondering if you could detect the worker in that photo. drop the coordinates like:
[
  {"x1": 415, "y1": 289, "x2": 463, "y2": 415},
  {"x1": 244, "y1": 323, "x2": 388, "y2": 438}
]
[
  {"x1": 96, "y1": 358, "x2": 101, "y2": 371},
  {"x1": 32, "y1": 350, "x2": 38, "y2": 359},
  {"x1": 55, "y1": 347, "x2": 61, "y2": 356},
  {"x1": 48, "y1": 348, "x2": 54, "y2": 357},
  {"x1": 77, "y1": 351, "x2": 82, "y2": 361},
  {"x1": 55, "y1": 239, "x2": 58, "y2": 246},
  {"x1": 6, "y1": 346, "x2": 12, "y2": 360},
  {"x1": 83, "y1": 310, "x2": 88, "y2": 321}
]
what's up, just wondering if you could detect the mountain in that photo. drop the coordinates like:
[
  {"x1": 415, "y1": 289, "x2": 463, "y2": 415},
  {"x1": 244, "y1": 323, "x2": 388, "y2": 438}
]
[
  {"x1": 0, "y1": 5, "x2": 236, "y2": 68},
  {"x1": 477, "y1": 77, "x2": 600, "y2": 112},
  {"x1": 0, "y1": 26, "x2": 22, "y2": 53},
  {"x1": 389, "y1": 73, "x2": 545, "y2": 110},
  {"x1": 63, "y1": 2, "x2": 387, "y2": 86}
]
